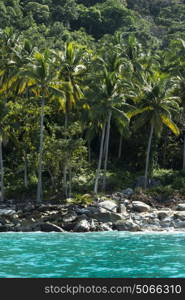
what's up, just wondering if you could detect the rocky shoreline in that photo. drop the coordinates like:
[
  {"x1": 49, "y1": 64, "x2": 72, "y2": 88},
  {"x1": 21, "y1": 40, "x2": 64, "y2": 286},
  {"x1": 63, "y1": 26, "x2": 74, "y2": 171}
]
[{"x1": 1, "y1": 191, "x2": 185, "y2": 233}]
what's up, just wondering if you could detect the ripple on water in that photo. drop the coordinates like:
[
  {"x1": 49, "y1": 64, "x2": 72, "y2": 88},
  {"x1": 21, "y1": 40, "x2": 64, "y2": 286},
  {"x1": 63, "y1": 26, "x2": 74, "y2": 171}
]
[{"x1": 0, "y1": 232, "x2": 185, "y2": 277}]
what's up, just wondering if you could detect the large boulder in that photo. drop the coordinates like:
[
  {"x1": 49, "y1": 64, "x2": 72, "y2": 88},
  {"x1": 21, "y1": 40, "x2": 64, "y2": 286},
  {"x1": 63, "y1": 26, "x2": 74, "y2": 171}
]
[
  {"x1": 122, "y1": 188, "x2": 134, "y2": 197},
  {"x1": 73, "y1": 219, "x2": 91, "y2": 232},
  {"x1": 0, "y1": 209, "x2": 16, "y2": 216},
  {"x1": 160, "y1": 217, "x2": 173, "y2": 228},
  {"x1": 63, "y1": 211, "x2": 78, "y2": 223},
  {"x1": 174, "y1": 211, "x2": 185, "y2": 221},
  {"x1": 39, "y1": 222, "x2": 65, "y2": 232},
  {"x1": 0, "y1": 224, "x2": 15, "y2": 232},
  {"x1": 157, "y1": 210, "x2": 172, "y2": 220},
  {"x1": 97, "y1": 200, "x2": 118, "y2": 213},
  {"x1": 97, "y1": 223, "x2": 113, "y2": 231},
  {"x1": 115, "y1": 220, "x2": 141, "y2": 232},
  {"x1": 173, "y1": 220, "x2": 185, "y2": 229},
  {"x1": 176, "y1": 204, "x2": 185, "y2": 211},
  {"x1": 91, "y1": 212, "x2": 123, "y2": 223},
  {"x1": 132, "y1": 201, "x2": 151, "y2": 213}
]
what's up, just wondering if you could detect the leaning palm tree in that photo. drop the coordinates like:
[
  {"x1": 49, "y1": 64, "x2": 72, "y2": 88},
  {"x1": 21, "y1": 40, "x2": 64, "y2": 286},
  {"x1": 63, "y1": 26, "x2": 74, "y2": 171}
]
[{"x1": 128, "y1": 72, "x2": 180, "y2": 189}]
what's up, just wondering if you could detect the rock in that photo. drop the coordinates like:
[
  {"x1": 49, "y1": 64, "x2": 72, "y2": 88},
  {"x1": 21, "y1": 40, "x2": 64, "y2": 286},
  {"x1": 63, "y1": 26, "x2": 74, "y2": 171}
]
[
  {"x1": 91, "y1": 212, "x2": 123, "y2": 223},
  {"x1": 117, "y1": 204, "x2": 127, "y2": 214},
  {"x1": 132, "y1": 201, "x2": 151, "y2": 213},
  {"x1": 174, "y1": 211, "x2": 185, "y2": 221},
  {"x1": 37, "y1": 204, "x2": 64, "y2": 212},
  {"x1": 0, "y1": 209, "x2": 16, "y2": 216},
  {"x1": 122, "y1": 188, "x2": 134, "y2": 197},
  {"x1": 173, "y1": 220, "x2": 185, "y2": 229},
  {"x1": 98, "y1": 200, "x2": 118, "y2": 213},
  {"x1": 160, "y1": 217, "x2": 173, "y2": 228},
  {"x1": 176, "y1": 204, "x2": 185, "y2": 211},
  {"x1": 115, "y1": 220, "x2": 141, "y2": 232},
  {"x1": 0, "y1": 223, "x2": 15, "y2": 231},
  {"x1": 39, "y1": 222, "x2": 65, "y2": 232},
  {"x1": 73, "y1": 219, "x2": 91, "y2": 232},
  {"x1": 63, "y1": 211, "x2": 78, "y2": 223},
  {"x1": 98, "y1": 223, "x2": 113, "y2": 231},
  {"x1": 157, "y1": 210, "x2": 171, "y2": 220}
]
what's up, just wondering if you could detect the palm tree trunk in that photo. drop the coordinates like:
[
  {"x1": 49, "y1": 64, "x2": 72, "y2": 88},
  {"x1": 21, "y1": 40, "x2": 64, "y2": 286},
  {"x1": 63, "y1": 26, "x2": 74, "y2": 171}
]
[
  {"x1": 183, "y1": 132, "x2": 185, "y2": 170},
  {"x1": 102, "y1": 111, "x2": 112, "y2": 191},
  {"x1": 88, "y1": 140, "x2": 91, "y2": 163},
  {"x1": 144, "y1": 123, "x2": 154, "y2": 190},
  {"x1": 63, "y1": 165, "x2": 68, "y2": 198},
  {"x1": 118, "y1": 133, "x2": 123, "y2": 159},
  {"x1": 0, "y1": 136, "x2": 4, "y2": 202},
  {"x1": 69, "y1": 167, "x2": 72, "y2": 198},
  {"x1": 36, "y1": 98, "x2": 45, "y2": 203},
  {"x1": 24, "y1": 155, "x2": 28, "y2": 188},
  {"x1": 94, "y1": 123, "x2": 106, "y2": 194}
]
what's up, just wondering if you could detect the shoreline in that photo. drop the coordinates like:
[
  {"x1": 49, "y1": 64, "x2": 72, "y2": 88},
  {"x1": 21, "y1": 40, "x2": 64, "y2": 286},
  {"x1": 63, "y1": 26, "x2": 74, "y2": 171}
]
[{"x1": 1, "y1": 192, "x2": 185, "y2": 233}]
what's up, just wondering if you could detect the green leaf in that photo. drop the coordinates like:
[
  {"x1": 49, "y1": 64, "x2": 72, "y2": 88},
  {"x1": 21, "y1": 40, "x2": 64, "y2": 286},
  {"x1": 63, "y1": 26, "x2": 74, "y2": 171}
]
[{"x1": 160, "y1": 115, "x2": 180, "y2": 136}]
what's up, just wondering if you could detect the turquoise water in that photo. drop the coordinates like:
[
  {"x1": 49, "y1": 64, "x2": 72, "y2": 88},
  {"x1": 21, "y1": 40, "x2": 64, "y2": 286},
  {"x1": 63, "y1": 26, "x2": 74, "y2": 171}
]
[{"x1": 0, "y1": 232, "x2": 185, "y2": 278}]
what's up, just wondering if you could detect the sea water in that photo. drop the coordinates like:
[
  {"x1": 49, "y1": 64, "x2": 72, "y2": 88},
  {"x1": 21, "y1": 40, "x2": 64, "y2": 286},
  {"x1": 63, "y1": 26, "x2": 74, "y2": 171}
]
[{"x1": 0, "y1": 232, "x2": 185, "y2": 278}]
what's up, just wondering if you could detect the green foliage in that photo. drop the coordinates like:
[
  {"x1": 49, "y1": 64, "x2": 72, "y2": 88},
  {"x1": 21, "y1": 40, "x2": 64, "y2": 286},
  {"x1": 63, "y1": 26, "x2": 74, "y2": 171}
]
[
  {"x1": 66, "y1": 193, "x2": 94, "y2": 205},
  {"x1": 1, "y1": 1, "x2": 185, "y2": 202}
]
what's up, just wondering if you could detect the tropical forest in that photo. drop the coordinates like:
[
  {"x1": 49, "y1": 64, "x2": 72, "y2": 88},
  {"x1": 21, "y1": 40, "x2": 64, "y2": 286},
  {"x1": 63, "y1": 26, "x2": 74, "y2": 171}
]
[{"x1": 0, "y1": 0, "x2": 185, "y2": 205}]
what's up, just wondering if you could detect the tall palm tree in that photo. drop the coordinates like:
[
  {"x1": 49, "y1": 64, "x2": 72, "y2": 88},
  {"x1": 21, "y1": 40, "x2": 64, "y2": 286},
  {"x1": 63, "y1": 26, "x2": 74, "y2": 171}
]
[
  {"x1": 16, "y1": 50, "x2": 63, "y2": 203},
  {"x1": 54, "y1": 42, "x2": 87, "y2": 197},
  {"x1": 92, "y1": 52, "x2": 130, "y2": 193},
  {"x1": 128, "y1": 72, "x2": 180, "y2": 189}
]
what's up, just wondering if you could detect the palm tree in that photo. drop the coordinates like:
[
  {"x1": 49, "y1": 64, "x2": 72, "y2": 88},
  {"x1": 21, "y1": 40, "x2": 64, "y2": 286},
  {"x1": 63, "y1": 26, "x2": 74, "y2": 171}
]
[
  {"x1": 55, "y1": 42, "x2": 87, "y2": 128},
  {"x1": 16, "y1": 50, "x2": 63, "y2": 203},
  {"x1": 165, "y1": 39, "x2": 185, "y2": 170},
  {"x1": 91, "y1": 52, "x2": 130, "y2": 193},
  {"x1": 54, "y1": 42, "x2": 87, "y2": 197},
  {"x1": 128, "y1": 72, "x2": 180, "y2": 189}
]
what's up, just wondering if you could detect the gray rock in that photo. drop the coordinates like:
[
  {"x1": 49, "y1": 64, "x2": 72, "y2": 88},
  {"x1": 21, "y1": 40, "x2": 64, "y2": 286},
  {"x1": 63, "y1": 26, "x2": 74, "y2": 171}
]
[
  {"x1": 122, "y1": 188, "x2": 134, "y2": 197},
  {"x1": 39, "y1": 222, "x2": 64, "y2": 232},
  {"x1": 115, "y1": 220, "x2": 141, "y2": 232},
  {"x1": 117, "y1": 204, "x2": 127, "y2": 214},
  {"x1": 174, "y1": 211, "x2": 185, "y2": 221},
  {"x1": 132, "y1": 201, "x2": 151, "y2": 213},
  {"x1": 73, "y1": 219, "x2": 91, "y2": 232},
  {"x1": 0, "y1": 209, "x2": 16, "y2": 216},
  {"x1": 157, "y1": 210, "x2": 171, "y2": 220},
  {"x1": 160, "y1": 217, "x2": 173, "y2": 228},
  {"x1": 176, "y1": 204, "x2": 185, "y2": 211},
  {"x1": 98, "y1": 200, "x2": 118, "y2": 213},
  {"x1": 92, "y1": 212, "x2": 123, "y2": 223},
  {"x1": 98, "y1": 223, "x2": 113, "y2": 231},
  {"x1": 0, "y1": 224, "x2": 15, "y2": 231},
  {"x1": 63, "y1": 211, "x2": 78, "y2": 223},
  {"x1": 173, "y1": 220, "x2": 185, "y2": 229}
]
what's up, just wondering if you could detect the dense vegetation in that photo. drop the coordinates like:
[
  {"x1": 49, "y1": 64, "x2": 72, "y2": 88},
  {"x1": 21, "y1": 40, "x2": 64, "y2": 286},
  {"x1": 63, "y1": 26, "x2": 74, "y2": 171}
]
[{"x1": 1, "y1": 0, "x2": 185, "y2": 203}]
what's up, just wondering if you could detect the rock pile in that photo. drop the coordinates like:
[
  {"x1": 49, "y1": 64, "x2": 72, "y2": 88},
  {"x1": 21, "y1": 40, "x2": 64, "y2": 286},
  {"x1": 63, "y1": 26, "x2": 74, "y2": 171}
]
[{"x1": 1, "y1": 195, "x2": 185, "y2": 232}]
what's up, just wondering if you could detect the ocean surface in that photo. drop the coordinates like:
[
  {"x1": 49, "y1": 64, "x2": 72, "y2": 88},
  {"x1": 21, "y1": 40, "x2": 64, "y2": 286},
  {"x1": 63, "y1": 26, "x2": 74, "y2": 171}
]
[{"x1": 0, "y1": 232, "x2": 185, "y2": 278}]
